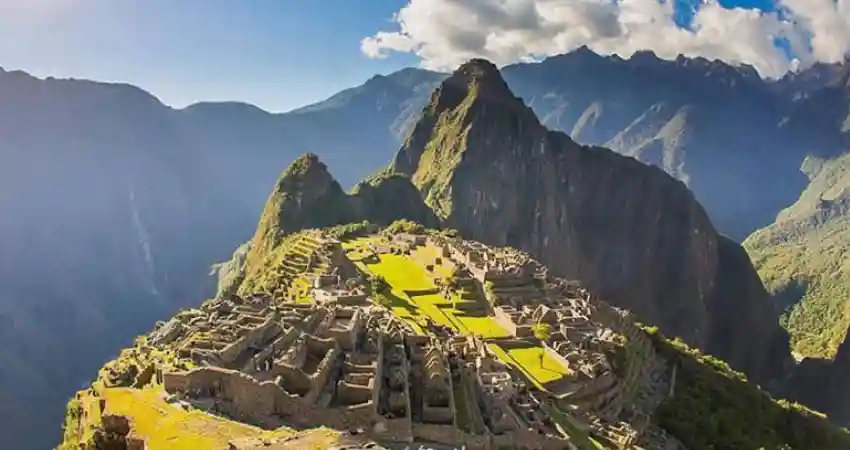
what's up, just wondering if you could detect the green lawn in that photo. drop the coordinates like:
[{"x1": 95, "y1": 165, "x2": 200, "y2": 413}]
[
  {"x1": 508, "y1": 346, "x2": 572, "y2": 384},
  {"x1": 358, "y1": 250, "x2": 510, "y2": 338},
  {"x1": 367, "y1": 254, "x2": 437, "y2": 291},
  {"x1": 455, "y1": 314, "x2": 511, "y2": 338},
  {"x1": 489, "y1": 344, "x2": 572, "y2": 390}
]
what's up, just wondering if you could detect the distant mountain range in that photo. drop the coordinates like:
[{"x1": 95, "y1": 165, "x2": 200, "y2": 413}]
[{"x1": 3, "y1": 50, "x2": 850, "y2": 449}]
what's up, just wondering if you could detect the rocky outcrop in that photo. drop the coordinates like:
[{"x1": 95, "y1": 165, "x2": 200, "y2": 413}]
[
  {"x1": 393, "y1": 59, "x2": 789, "y2": 382},
  {"x1": 349, "y1": 172, "x2": 439, "y2": 228},
  {"x1": 248, "y1": 153, "x2": 356, "y2": 260},
  {"x1": 247, "y1": 154, "x2": 436, "y2": 268}
]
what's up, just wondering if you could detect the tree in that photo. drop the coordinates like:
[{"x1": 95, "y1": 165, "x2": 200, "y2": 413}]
[
  {"x1": 483, "y1": 281, "x2": 496, "y2": 304},
  {"x1": 369, "y1": 275, "x2": 389, "y2": 295},
  {"x1": 532, "y1": 322, "x2": 552, "y2": 368}
]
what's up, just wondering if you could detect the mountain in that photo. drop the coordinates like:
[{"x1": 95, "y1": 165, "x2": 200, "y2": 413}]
[
  {"x1": 498, "y1": 49, "x2": 828, "y2": 241},
  {"x1": 0, "y1": 70, "x2": 221, "y2": 450},
  {"x1": 783, "y1": 323, "x2": 850, "y2": 428},
  {"x1": 743, "y1": 150, "x2": 850, "y2": 425},
  {"x1": 0, "y1": 67, "x2": 442, "y2": 450},
  {"x1": 745, "y1": 153, "x2": 850, "y2": 359},
  {"x1": 390, "y1": 58, "x2": 791, "y2": 383},
  {"x1": 8, "y1": 49, "x2": 850, "y2": 449}
]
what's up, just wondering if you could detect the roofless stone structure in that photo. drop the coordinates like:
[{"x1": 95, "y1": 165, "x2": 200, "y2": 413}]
[{"x1": 76, "y1": 229, "x2": 681, "y2": 450}]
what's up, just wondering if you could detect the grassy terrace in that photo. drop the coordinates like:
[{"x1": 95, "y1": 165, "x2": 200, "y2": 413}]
[
  {"x1": 343, "y1": 237, "x2": 573, "y2": 395},
  {"x1": 352, "y1": 247, "x2": 510, "y2": 338},
  {"x1": 487, "y1": 344, "x2": 572, "y2": 391},
  {"x1": 91, "y1": 387, "x2": 292, "y2": 449}
]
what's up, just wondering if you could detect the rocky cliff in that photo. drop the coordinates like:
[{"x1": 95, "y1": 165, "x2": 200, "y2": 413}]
[
  {"x1": 745, "y1": 152, "x2": 850, "y2": 359},
  {"x1": 744, "y1": 150, "x2": 850, "y2": 425},
  {"x1": 349, "y1": 171, "x2": 439, "y2": 228},
  {"x1": 393, "y1": 59, "x2": 790, "y2": 382}
]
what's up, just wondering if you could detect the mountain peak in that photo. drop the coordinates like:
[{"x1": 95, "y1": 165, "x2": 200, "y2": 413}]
[
  {"x1": 279, "y1": 152, "x2": 328, "y2": 182},
  {"x1": 393, "y1": 59, "x2": 539, "y2": 184},
  {"x1": 446, "y1": 58, "x2": 514, "y2": 100},
  {"x1": 455, "y1": 58, "x2": 501, "y2": 78},
  {"x1": 421, "y1": 57, "x2": 533, "y2": 124},
  {"x1": 250, "y1": 153, "x2": 350, "y2": 253}
]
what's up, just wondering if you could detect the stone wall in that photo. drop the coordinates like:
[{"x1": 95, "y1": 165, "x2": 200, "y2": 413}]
[
  {"x1": 409, "y1": 422, "x2": 573, "y2": 450},
  {"x1": 422, "y1": 405, "x2": 453, "y2": 424},
  {"x1": 493, "y1": 307, "x2": 518, "y2": 336},
  {"x1": 163, "y1": 367, "x2": 376, "y2": 430},
  {"x1": 337, "y1": 379, "x2": 373, "y2": 406},
  {"x1": 412, "y1": 423, "x2": 464, "y2": 447},
  {"x1": 380, "y1": 417, "x2": 413, "y2": 442},
  {"x1": 242, "y1": 326, "x2": 299, "y2": 373},
  {"x1": 219, "y1": 319, "x2": 281, "y2": 365}
]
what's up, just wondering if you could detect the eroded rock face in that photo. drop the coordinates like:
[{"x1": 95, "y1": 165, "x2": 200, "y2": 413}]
[{"x1": 393, "y1": 59, "x2": 789, "y2": 382}]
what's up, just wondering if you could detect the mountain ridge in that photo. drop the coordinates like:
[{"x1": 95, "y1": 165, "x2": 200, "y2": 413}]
[
  {"x1": 56, "y1": 57, "x2": 850, "y2": 447},
  {"x1": 5, "y1": 49, "x2": 850, "y2": 448},
  {"x1": 389, "y1": 58, "x2": 790, "y2": 382}
]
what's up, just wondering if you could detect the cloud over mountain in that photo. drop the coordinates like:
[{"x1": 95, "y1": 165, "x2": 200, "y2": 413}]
[{"x1": 361, "y1": 0, "x2": 850, "y2": 78}]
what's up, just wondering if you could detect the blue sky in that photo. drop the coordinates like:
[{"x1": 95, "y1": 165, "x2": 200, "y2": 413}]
[
  {"x1": 0, "y1": 0, "x2": 796, "y2": 112},
  {"x1": 0, "y1": 0, "x2": 418, "y2": 112}
]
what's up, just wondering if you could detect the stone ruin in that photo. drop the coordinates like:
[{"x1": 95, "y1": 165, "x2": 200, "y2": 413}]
[{"x1": 111, "y1": 231, "x2": 677, "y2": 450}]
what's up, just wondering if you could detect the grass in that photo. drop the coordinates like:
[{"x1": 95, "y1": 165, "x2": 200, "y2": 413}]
[
  {"x1": 100, "y1": 387, "x2": 292, "y2": 449},
  {"x1": 366, "y1": 254, "x2": 437, "y2": 291},
  {"x1": 488, "y1": 344, "x2": 571, "y2": 390},
  {"x1": 454, "y1": 314, "x2": 511, "y2": 338},
  {"x1": 645, "y1": 326, "x2": 850, "y2": 450},
  {"x1": 506, "y1": 347, "x2": 572, "y2": 384},
  {"x1": 362, "y1": 255, "x2": 509, "y2": 338},
  {"x1": 410, "y1": 244, "x2": 457, "y2": 280}
]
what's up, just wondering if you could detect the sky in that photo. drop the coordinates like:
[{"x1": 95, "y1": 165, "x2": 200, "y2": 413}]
[{"x1": 1, "y1": 0, "x2": 849, "y2": 112}]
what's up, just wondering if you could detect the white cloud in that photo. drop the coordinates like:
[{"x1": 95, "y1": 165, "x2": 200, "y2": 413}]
[
  {"x1": 783, "y1": 0, "x2": 850, "y2": 64},
  {"x1": 361, "y1": 0, "x2": 850, "y2": 78}
]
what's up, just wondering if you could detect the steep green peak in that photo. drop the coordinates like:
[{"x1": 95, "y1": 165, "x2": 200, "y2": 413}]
[
  {"x1": 455, "y1": 58, "x2": 501, "y2": 80},
  {"x1": 393, "y1": 58, "x2": 540, "y2": 181},
  {"x1": 427, "y1": 58, "x2": 530, "y2": 115},
  {"x1": 276, "y1": 152, "x2": 330, "y2": 189},
  {"x1": 248, "y1": 153, "x2": 352, "y2": 266}
]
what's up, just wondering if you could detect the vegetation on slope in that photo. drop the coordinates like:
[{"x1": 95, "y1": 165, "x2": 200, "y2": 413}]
[
  {"x1": 644, "y1": 326, "x2": 850, "y2": 449},
  {"x1": 248, "y1": 153, "x2": 355, "y2": 265},
  {"x1": 246, "y1": 154, "x2": 439, "y2": 282},
  {"x1": 745, "y1": 153, "x2": 850, "y2": 358}
]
